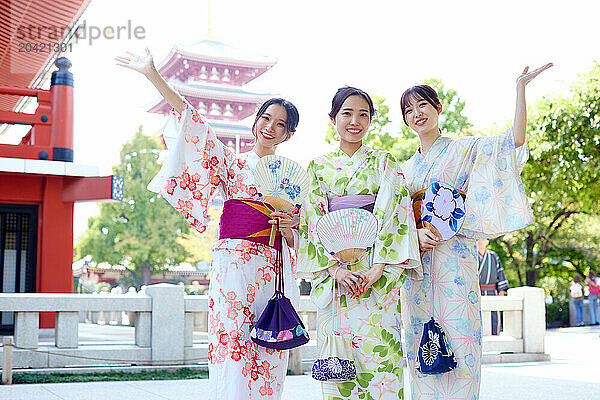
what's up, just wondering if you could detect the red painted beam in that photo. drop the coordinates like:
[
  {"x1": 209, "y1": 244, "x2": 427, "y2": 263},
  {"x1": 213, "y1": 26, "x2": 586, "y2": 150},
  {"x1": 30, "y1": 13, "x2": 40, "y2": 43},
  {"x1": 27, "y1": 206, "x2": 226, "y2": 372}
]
[
  {"x1": 62, "y1": 176, "x2": 123, "y2": 202},
  {"x1": 0, "y1": 109, "x2": 50, "y2": 125},
  {"x1": 0, "y1": 85, "x2": 46, "y2": 97},
  {"x1": 0, "y1": 144, "x2": 52, "y2": 160},
  {"x1": 0, "y1": 173, "x2": 44, "y2": 202}
]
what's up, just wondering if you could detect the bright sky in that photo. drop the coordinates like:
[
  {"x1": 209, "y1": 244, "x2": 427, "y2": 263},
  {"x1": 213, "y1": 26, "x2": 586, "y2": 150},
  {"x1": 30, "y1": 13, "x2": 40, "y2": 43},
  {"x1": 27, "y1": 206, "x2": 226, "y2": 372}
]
[{"x1": 4, "y1": 0, "x2": 599, "y2": 239}]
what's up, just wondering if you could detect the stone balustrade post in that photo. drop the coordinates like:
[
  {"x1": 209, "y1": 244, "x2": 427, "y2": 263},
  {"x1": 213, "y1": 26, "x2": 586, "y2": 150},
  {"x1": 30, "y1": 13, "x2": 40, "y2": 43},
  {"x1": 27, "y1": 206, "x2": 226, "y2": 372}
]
[
  {"x1": 146, "y1": 284, "x2": 185, "y2": 364},
  {"x1": 55, "y1": 311, "x2": 79, "y2": 348},
  {"x1": 481, "y1": 311, "x2": 492, "y2": 336},
  {"x1": 135, "y1": 312, "x2": 151, "y2": 348},
  {"x1": 502, "y1": 308, "x2": 523, "y2": 339},
  {"x1": 507, "y1": 286, "x2": 545, "y2": 353},
  {"x1": 184, "y1": 312, "x2": 194, "y2": 348},
  {"x1": 288, "y1": 346, "x2": 303, "y2": 375},
  {"x1": 14, "y1": 312, "x2": 38, "y2": 349}
]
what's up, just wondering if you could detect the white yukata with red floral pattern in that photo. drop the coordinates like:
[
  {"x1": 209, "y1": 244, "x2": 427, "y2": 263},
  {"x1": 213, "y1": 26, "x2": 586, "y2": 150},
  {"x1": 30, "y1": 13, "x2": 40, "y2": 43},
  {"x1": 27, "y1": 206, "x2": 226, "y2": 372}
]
[{"x1": 148, "y1": 103, "x2": 299, "y2": 400}]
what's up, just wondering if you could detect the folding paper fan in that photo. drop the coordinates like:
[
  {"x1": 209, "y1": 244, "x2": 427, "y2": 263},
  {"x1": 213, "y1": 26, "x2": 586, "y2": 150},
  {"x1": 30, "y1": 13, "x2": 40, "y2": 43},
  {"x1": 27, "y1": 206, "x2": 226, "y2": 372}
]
[
  {"x1": 254, "y1": 155, "x2": 310, "y2": 245},
  {"x1": 254, "y1": 155, "x2": 310, "y2": 207},
  {"x1": 420, "y1": 181, "x2": 465, "y2": 241},
  {"x1": 316, "y1": 208, "x2": 378, "y2": 264}
]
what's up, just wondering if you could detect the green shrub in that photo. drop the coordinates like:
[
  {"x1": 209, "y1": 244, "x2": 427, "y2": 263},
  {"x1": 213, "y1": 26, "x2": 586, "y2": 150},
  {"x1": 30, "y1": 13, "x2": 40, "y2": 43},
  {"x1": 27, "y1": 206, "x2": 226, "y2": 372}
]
[
  {"x1": 11, "y1": 368, "x2": 208, "y2": 384},
  {"x1": 545, "y1": 298, "x2": 569, "y2": 327}
]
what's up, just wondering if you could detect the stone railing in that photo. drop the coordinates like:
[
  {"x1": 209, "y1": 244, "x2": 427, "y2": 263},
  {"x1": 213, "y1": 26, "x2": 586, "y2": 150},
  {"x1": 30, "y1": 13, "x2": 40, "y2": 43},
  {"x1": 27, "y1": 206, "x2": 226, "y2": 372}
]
[
  {"x1": 480, "y1": 287, "x2": 546, "y2": 358},
  {"x1": 0, "y1": 284, "x2": 546, "y2": 371}
]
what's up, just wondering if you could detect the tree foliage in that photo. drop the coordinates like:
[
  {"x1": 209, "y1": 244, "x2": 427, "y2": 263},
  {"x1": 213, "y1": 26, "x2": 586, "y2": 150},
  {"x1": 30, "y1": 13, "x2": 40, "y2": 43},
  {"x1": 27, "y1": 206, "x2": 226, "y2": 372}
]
[
  {"x1": 492, "y1": 62, "x2": 600, "y2": 286},
  {"x1": 176, "y1": 208, "x2": 221, "y2": 264},
  {"x1": 76, "y1": 127, "x2": 191, "y2": 285},
  {"x1": 421, "y1": 78, "x2": 474, "y2": 137}
]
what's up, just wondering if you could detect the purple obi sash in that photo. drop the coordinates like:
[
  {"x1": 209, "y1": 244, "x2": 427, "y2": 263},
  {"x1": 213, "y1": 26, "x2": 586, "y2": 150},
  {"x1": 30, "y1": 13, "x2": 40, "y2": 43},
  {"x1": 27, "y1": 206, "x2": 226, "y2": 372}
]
[
  {"x1": 328, "y1": 194, "x2": 376, "y2": 212},
  {"x1": 219, "y1": 199, "x2": 281, "y2": 251}
]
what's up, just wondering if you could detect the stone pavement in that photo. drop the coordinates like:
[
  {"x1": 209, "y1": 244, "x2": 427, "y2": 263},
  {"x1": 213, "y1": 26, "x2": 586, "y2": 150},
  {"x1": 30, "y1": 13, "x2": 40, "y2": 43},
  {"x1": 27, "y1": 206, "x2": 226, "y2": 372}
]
[{"x1": 2, "y1": 325, "x2": 599, "y2": 400}]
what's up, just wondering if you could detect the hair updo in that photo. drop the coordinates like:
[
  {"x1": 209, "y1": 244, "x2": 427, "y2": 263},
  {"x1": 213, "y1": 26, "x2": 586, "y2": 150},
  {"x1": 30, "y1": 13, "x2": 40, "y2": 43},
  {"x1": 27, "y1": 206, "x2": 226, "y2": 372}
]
[{"x1": 329, "y1": 86, "x2": 375, "y2": 120}]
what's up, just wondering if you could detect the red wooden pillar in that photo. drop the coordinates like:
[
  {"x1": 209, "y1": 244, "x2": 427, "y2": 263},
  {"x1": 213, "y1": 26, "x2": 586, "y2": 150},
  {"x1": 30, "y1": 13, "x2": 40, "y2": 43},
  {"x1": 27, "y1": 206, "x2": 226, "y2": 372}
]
[{"x1": 38, "y1": 177, "x2": 74, "y2": 328}]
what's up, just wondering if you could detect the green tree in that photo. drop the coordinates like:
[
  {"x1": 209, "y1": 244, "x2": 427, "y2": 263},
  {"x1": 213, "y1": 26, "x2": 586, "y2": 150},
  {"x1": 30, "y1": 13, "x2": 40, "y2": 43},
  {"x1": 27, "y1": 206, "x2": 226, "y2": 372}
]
[
  {"x1": 176, "y1": 208, "x2": 221, "y2": 264},
  {"x1": 77, "y1": 127, "x2": 191, "y2": 285},
  {"x1": 421, "y1": 78, "x2": 473, "y2": 137},
  {"x1": 492, "y1": 62, "x2": 600, "y2": 286}
]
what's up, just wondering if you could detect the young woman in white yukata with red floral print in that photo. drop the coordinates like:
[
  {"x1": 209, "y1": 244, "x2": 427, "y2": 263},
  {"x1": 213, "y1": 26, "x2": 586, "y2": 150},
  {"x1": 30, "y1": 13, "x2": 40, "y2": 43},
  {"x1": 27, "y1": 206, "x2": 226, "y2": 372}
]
[{"x1": 116, "y1": 49, "x2": 301, "y2": 400}]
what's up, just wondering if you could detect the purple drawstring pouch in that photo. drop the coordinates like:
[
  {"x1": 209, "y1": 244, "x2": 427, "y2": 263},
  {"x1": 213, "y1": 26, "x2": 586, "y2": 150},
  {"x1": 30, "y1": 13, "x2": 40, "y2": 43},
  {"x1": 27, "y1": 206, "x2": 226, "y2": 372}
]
[{"x1": 250, "y1": 223, "x2": 309, "y2": 350}]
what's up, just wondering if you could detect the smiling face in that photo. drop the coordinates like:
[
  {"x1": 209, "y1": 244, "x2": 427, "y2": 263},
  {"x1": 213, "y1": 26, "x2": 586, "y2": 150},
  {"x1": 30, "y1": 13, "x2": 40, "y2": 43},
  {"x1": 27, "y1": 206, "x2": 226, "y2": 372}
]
[
  {"x1": 332, "y1": 95, "x2": 372, "y2": 146},
  {"x1": 252, "y1": 103, "x2": 290, "y2": 147},
  {"x1": 402, "y1": 95, "x2": 442, "y2": 137}
]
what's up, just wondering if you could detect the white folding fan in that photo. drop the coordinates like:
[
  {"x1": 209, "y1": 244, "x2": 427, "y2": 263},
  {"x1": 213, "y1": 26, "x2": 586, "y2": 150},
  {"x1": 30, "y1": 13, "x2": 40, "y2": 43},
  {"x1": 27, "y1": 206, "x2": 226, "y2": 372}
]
[
  {"x1": 316, "y1": 208, "x2": 378, "y2": 268},
  {"x1": 316, "y1": 208, "x2": 378, "y2": 303},
  {"x1": 254, "y1": 155, "x2": 311, "y2": 246}
]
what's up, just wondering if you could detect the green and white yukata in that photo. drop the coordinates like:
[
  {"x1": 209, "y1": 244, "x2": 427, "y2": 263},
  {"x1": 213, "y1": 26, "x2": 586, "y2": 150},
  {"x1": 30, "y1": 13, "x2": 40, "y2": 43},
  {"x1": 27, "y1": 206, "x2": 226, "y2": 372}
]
[{"x1": 298, "y1": 145, "x2": 421, "y2": 400}]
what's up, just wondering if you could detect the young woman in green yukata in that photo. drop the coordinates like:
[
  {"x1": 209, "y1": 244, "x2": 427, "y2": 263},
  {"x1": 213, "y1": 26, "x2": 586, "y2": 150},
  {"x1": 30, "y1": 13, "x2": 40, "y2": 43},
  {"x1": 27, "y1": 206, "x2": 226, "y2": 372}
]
[
  {"x1": 298, "y1": 86, "x2": 421, "y2": 400},
  {"x1": 399, "y1": 63, "x2": 553, "y2": 400}
]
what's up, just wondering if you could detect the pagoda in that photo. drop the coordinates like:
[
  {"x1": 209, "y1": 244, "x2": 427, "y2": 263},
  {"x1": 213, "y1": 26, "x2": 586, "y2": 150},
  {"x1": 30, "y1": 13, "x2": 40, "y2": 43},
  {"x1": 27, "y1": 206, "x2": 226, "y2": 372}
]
[{"x1": 148, "y1": 39, "x2": 277, "y2": 153}]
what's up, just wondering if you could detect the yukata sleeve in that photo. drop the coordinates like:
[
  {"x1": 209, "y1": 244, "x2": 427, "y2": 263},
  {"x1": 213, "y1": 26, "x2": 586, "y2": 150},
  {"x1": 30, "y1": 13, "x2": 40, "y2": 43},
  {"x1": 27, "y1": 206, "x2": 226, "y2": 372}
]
[
  {"x1": 297, "y1": 160, "x2": 337, "y2": 309},
  {"x1": 297, "y1": 159, "x2": 337, "y2": 278},
  {"x1": 371, "y1": 152, "x2": 422, "y2": 288},
  {"x1": 148, "y1": 102, "x2": 236, "y2": 233},
  {"x1": 454, "y1": 128, "x2": 533, "y2": 238},
  {"x1": 495, "y1": 253, "x2": 509, "y2": 292}
]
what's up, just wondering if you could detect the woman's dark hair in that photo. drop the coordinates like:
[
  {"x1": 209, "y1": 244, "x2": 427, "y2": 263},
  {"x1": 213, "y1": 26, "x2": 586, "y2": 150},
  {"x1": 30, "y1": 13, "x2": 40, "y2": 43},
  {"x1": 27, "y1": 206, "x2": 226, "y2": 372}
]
[
  {"x1": 329, "y1": 86, "x2": 375, "y2": 120},
  {"x1": 252, "y1": 98, "x2": 300, "y2": 141},
  {"x1": 574, "y1": 273, "x2": 581, "y2": 283},
  {"x1": 400, "y1": 85, "x2": 441, "y2": 125}
]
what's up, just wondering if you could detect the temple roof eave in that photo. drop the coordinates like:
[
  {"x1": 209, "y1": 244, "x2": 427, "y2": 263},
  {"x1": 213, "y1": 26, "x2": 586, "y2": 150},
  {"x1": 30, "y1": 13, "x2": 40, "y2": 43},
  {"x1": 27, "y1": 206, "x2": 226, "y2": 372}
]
[{"x1": 156, "y1": 44, "x2": 277, "y2": 71}]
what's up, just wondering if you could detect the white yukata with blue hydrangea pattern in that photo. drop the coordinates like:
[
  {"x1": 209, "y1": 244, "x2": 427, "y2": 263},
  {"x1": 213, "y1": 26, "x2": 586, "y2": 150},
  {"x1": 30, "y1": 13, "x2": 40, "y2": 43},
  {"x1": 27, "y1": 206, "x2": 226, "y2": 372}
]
[{"x1": 400, "y1": 128, "x2": 532, "y2": 400}]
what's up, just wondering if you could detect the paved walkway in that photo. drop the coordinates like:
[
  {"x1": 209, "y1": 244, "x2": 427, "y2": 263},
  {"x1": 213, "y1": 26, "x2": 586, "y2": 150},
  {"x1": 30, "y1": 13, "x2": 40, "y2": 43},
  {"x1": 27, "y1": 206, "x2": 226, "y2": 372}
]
[{"x1": 2, "y1": 325, "x2": 599, "y2": 399}]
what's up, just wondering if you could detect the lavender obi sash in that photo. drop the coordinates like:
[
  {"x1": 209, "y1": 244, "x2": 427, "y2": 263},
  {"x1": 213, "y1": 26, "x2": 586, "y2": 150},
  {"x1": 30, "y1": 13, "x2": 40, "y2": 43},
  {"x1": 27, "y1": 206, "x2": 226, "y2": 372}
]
[
  {"x1": 328, "y1": 194, "x2": 376, "y2": 212},
  {"x1": 219, "y1": 199, "x2": 281, "y2": 251}
]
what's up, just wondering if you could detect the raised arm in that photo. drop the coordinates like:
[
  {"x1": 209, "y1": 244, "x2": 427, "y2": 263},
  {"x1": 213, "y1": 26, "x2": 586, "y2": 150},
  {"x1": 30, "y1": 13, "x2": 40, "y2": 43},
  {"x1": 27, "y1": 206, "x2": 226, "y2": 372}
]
[
  {"x1": 115, "y1": 48, "x2": 186, "y2": 114},
  {"x1": 513, "y1": 63, "x2": 553, "y2": 148}
]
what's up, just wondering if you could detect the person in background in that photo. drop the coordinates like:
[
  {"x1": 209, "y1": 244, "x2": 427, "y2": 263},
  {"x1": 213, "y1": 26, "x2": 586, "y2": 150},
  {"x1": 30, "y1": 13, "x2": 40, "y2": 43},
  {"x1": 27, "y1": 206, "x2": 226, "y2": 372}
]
[
  {"x1": 585, "y1": 271, "x2": 599, "y2": 325},
  {"x1": 189, "y1": 280, "x2": 202, "y2": 295},
  {"x1": 570, "y1": 273, "x2": 585, "y2": 326},
  {"x1": 477, "y1": 238, "x2": 509, "y2": 335}
]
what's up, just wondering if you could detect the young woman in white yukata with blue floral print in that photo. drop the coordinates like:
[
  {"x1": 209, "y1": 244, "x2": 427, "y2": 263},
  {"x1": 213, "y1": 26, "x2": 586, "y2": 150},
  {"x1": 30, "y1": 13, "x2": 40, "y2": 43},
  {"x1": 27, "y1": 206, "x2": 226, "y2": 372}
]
[{"x1": 399, "y1": 63, "x2": 553, "y2": 400}]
